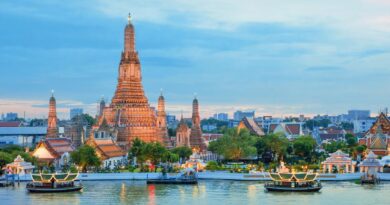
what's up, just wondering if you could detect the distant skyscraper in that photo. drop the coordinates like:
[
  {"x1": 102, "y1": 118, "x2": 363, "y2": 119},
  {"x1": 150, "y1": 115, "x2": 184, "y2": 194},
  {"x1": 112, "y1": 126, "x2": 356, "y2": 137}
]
[
  {"x1": 5, "y1": 112, "x2": 18, "y2": 121},
  {"x1": 213, "y1": 113, "x2": 228, "y2": 121},
  {"x1": 70, "y1": 108, "x2": 83, "y2": 119},
  {"x1": 233, "y1": 111, "x2": 255, "y2": 121},
  {"x1": 348, "y1": 110, "x2": 370, "y2": 120}
]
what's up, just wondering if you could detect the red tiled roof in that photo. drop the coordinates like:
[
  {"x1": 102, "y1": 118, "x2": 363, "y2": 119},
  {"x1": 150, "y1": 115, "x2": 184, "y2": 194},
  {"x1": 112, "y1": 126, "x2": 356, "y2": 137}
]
[
  {"x1": 0, "y1": 121, "x2": 22, "y2": 127},
  {"x1": 87, "y1": 139, "x2": 125, "y2": 160},
  {"x1": 268, "y1": 124, "x2": 278, "y2": 133},
  {"x1": 285, "y1": 124, "x2": 301, "y2": 135}
]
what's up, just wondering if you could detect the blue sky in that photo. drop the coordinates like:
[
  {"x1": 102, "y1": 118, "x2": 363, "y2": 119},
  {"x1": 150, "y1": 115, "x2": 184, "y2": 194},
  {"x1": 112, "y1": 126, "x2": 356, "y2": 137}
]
[{"x1": 1, "y1": 0, "x2": 390, "y2": 119}]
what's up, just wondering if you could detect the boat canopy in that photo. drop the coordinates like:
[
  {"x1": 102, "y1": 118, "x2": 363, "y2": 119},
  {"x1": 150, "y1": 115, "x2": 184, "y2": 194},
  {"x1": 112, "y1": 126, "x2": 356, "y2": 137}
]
[
  {"x1": 269, "y1": 173, "x2": 318, "y2": 182},
  {"x1": 31, "y1": 173, "x2": 78, "y2": 183}
]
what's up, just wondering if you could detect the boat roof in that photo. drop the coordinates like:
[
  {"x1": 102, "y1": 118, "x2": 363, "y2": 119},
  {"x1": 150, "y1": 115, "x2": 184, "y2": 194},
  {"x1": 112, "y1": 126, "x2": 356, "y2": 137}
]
[
  {"x1": 269, "y1": 172, "x2": 318, "y2": 182},
  {"x1": 31, "y1": 173, "x2": 78, "y2": 183}
]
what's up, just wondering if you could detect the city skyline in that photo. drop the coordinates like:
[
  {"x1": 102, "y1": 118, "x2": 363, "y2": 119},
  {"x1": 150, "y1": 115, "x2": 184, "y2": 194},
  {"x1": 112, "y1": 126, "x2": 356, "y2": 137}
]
[{"x1": 1, "y1": 1, "x2": 390, "y2": 119}]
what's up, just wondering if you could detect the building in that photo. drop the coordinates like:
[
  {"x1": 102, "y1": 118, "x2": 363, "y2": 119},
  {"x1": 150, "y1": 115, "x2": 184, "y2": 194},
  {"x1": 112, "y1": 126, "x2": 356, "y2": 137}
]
[
  {"x1": 269, "y1": 122, "x2": 303, "y2": 139},
  {"x1": 348, "y1": 110, "x2": 370, "y2": 120},
  {"x1": 46, "y1": 93, "x2": 58, "y2": 138},
  {"x1": 255, "y1": 116, "x2": 282, "y2": 131},
  {"x1": 358, "y1": 151, "x2": 383, "y2": 173},
  {"x1": 176, "y1": 115, "x2": 190, "y2": 147},
  {"x1": 4, "y1": 155, "x2": 35, "y2": 175},
  {"x1": 86, "y1": 120, "x2": 126, "y2": 170},
  {"x1": 202, "y1": 124, "x2": 217, "y2": 132},
  {"x1": 97, "y1": 14, "x2": 163, "y2": 149},
  {"x1": 353, "y1": 118, "x2": 376, "y2": 133},
  {"x1": 234, "y1": 111, "x2": 255, "y2": 121},
  {"x1": 213, "y1": 113, "x2": 228, "y2": 121},
  {"x1": 313, "y1": 126, "x2": 348, "y2": 144},
  {"x1": 189, "y1": 97, "x2": 207, "y2": 152},
  {"x1": 321, "y1": 150, "x2": 356, "y2": 173},
  {"x1": 237, "y1": 117, "x2": 265, "y2": 136},
  {"x1": 156, "y1": 92, "x2": 170, "y2": 147},
  {"x1": 32, "y1": 138, "x2": 75, "y2": 168},
  {"x1": 358, "y1": 113, "x2": 390, "y2": 156},
  {"x1": 70, "y1": 108, "x2": 83, "y2": 119},
  {"x1": 0, "y1": 127, "x2": 46, "y2": 147},
  {"x1": 4, "y1": 112, "x2": 18, "y2": 121},
  {"x1": 64, "y1": 115, "x2": 90, "y2": 148},
  {"x1": 0, "y1": 121, "x2": 22, "y2": 127}
]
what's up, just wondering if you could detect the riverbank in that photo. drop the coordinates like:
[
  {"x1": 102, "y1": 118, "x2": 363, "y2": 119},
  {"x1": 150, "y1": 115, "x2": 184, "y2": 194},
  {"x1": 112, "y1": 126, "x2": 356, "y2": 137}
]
[{"x1": 4, "y1": 172, "x2": 390, "y2": 182}]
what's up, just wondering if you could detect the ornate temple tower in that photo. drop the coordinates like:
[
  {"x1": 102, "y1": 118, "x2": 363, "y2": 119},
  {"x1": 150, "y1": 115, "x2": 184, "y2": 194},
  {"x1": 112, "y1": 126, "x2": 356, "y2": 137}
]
[
  {"x1": 46, "y1": 92, "x2": 58, "y2": 138},
  {"x1": 176, "y1": 114, "x2": 190, "y2": 147},
  {"x1": 189, "y1": 97, "x2": 206, "y2": 152},
  {"x1": 99, "y1": 14, "x2": 160, "y2": 148},
  {"x1": 157, "y1": 91, "x2": 170, "y2": 146}
]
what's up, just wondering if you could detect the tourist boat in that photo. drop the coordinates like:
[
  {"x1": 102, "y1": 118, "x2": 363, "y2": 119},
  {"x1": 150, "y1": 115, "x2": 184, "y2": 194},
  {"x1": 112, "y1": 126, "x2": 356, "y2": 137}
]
[
  {"x1": 26, "y1": 172, "x2": 82, "y2": 193},
  {"x1": 264, "y1": 172, "x2": 322, "y2": 192},
  {"x1": 147, "y1": 168, "x2": 198, "y2": 185}
]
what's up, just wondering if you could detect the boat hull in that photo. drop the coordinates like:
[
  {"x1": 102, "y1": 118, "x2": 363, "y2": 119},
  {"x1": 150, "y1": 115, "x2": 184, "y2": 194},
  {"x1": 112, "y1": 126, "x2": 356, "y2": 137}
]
[
  {"x1": 265, "y1": 186, "x2": 322, "y2": 192},
  {"x1": 26, "y1": 186, "x2": 83, "y2": 193}
]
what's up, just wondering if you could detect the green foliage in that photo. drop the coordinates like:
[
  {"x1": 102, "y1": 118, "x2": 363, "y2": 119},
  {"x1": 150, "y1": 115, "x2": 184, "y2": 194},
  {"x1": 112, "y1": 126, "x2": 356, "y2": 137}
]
[
  {"x1": 205, "y1": 161, "x2": 220, "y2": 171},
  {"x1": 345, "y1": 133, "x2": 357, "y2": 147},
  {"x1": 0, "y1": 152, "x2": 13, "y2": 174},
  {"x1": 261, "y1": 133, "x2": 290, "y2": 162},
  {"x1": 171, "y1": 146, "x2": 192, "y2": 160},
  {"x1": 341, "y1": 122, "x2": 354, "y2": 130},
  {"x1": 323, "y1": 141, "x2": 348, "y2": 153},
  {"x1": 304, "y1": 119, "x2": 331, "y2": 130},
  {"x1": 293, "y1": 136, "x2": 317, "y2": 161},
  {"x1": 208, "y1": 128, "x2": 257, "y2": 160},
  {"x1": 70, "y1": 145, "x2": 101, "y2": 172}
]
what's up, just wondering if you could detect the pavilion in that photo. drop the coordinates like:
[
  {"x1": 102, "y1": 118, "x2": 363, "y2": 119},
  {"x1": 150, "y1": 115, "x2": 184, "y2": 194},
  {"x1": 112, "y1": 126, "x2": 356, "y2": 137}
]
[
  {"x1": 321, "y1": 150, "x2": 356, "y2": 173},
  {"x1": 358, "y1": 151, "x2": 383, "y2": 173},
  {"x1": 3, "y1": 155, "x2": 35, "y2": 175}
]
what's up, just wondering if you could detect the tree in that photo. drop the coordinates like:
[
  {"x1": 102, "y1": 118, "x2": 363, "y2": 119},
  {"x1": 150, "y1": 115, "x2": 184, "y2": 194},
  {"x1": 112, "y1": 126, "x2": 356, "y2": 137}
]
[
  {"x1": 171, "y1": 146, "x2": 192, "y2": 162},
  {"x1": 70, "y1": 145, "x2": 101, "y2": 172},
  {"x1": 129, "y1": 138, "x2": 146, "y2": 166},
  {"x1": 262, "y1": 133, "x2": 289, "y2": 162},
  {"x1": 323, "y1": 141, "x2": 347, "y2": 153},
  {"x1": 345, "y1": 133, "x2": 357, "y2": 147},
  {"x1": 293, "y1": 136, "x2": 317, "y2": 162},
  {"x1": 0, "y1": 152, "x2": 13, "y2": 174},
  {"x1": 143, "y1": 142, "x2": 167, "y2": 168},
  {"x1": 208, "y1": 128, "x2": 257, "y2": 161}
]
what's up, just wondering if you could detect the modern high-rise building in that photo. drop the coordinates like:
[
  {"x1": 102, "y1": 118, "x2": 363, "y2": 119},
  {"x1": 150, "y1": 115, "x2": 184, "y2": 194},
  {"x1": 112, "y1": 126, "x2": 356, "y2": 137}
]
[
  {"x1": 5, "y1": 112, "x2": 18, "y2": 121},
  {"x1": 70, "y1": 108, "x2": 83, "y2": 119},
  {"x1": 213, "y1": 113, "x2": 228, "y2": 121},
  {"x1": 233, "y1": 111, "x2": 255, "y2": 121},
  {"x1": 348, "y1": 110, "x2": 370, "y2": 120}
]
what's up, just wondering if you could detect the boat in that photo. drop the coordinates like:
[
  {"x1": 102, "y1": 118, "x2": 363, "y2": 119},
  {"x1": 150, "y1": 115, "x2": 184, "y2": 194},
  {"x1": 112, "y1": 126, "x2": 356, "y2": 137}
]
[
  {"x1": 147, "y1": 168, "x2": 198, "y2": 185},
  {"x1": 26, "y1": 172, "x2": 82, "y2": 193},
  {"x1": 265, "y1": 172, "x2": 322, "y2": 192}
]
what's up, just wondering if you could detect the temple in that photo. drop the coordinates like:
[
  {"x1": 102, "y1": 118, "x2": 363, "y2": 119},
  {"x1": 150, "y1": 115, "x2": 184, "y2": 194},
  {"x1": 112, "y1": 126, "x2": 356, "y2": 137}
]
[
  {"x1": 189, "y1": 97, "x2": 206, "y2": 152},
  {"x1": 358, "y1": 112, "x2": 390, "y2": 156},
  {"x1": 46, "y1": 92, "x2": 58, "y2": 138},
  {"x1": 176, "y1": 114, "x2": 190, "y2": 147},
  {"x1": 98, "y1": 14, "x2": 162, "y2": 148},
  {"x1": 321, "y1": 150, "x2": 356, "y2": 173},
  {"x1": 237, "y1": 117, "x2": 265, "y2": 136},
  {"x1": 157, "y1": 91, "x2": 170, "y2": 147}
]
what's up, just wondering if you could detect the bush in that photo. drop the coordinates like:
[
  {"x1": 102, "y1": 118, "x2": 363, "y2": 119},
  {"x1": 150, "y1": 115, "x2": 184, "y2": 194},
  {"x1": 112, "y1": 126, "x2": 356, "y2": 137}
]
[{"x1": 205, "y1": 161, "x2": 220, "y2": 171}]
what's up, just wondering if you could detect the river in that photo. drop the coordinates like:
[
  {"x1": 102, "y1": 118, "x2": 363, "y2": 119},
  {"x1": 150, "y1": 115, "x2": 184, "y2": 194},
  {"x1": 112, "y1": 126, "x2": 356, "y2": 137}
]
[{"x1": 1, "y1": 180, "x2": 389, "y2": 205}]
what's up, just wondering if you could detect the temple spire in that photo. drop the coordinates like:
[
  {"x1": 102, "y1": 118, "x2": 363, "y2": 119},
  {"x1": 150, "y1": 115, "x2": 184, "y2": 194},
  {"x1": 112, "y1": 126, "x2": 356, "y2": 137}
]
[
  {"x1": 124, "y1": 13, "x2": 135, "y2": 52},
  {"x1": 46, "y1": 92, "x2": 58, "y2": 138}
]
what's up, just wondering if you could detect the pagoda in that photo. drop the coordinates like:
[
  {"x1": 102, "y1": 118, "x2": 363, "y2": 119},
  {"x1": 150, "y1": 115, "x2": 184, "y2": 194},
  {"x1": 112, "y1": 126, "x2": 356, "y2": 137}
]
[
  {"x1": 156, "y1": 91, "x2": 170, "y2": 147},
  {"x1": 189, "y1": 97, "x2": 206, "y2": 152},
  {"x1": 99, "y1": 14, "x2": 161, "y2": 148},
  {"x1": 46, "y1": 92, "x2": 58, "y2": 138}
]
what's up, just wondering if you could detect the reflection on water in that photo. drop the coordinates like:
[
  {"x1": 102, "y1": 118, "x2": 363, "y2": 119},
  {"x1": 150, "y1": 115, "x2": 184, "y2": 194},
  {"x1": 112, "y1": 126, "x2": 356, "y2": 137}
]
[{"x1": 1, "y1": 181, "x2": 390, "y2": 205}]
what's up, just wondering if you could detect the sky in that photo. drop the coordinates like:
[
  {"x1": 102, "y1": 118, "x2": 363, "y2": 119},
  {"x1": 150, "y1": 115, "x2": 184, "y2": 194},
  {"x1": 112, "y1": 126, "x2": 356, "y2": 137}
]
[{"x1": 0, "y1": 0, "x2": 390, "y2": 119}]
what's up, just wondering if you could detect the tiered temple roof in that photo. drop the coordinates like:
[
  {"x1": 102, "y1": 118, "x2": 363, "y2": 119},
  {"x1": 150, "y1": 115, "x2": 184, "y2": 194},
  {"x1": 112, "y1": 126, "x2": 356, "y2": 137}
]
[
  {"x1": 33, "y1": 138, "x2": 75, "y2": 161},
  {"x1": 98, "y1": 14, "x2": 161, "y2": 148},
  {"x1": 237, "y1": 117, "x2": 265, "y2": 136}
]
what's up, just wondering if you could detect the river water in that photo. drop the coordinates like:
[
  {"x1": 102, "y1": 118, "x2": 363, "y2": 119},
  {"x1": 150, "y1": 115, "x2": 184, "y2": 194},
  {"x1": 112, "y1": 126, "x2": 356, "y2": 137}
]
[{"x1": 1, "y1": 181, "x2": 389, "y2": 205}]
